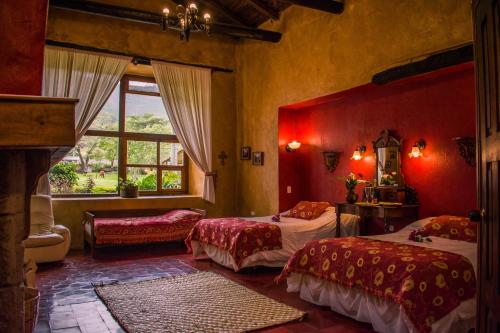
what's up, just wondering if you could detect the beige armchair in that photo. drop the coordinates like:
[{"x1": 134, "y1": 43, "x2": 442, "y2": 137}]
[{"x1": 23, "y1": 195, "x2": 71, "y2": 263}]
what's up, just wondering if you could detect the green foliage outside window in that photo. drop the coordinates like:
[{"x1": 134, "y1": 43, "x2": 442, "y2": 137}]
[
  {"x1": 49, "y1": 77, "x2": 184, "y2": 195},
  {"x1": 49, "y1": 163, "x2": 79, "y2": 193}
]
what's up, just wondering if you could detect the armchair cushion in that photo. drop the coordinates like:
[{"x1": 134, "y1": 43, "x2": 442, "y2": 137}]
[
  {"x1": 25, "y1": 195, "x2": 71, "y2": 263},
  {"x1": 24, "y1": 232, "x2": 64, "y2": 248},
  {"x1": 30, "y1": 194, "x2": 54, "y2": 234}
]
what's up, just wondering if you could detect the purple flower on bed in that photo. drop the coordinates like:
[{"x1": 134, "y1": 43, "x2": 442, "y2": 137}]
[
  {"x1": 408, "y1": 228, "x2": 432, "y2": 243},
  {"x1": 272, "y1": 214, "x2": 281, "y2": 222}
]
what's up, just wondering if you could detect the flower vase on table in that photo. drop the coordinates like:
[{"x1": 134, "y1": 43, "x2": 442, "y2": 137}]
[
  {"x1": 346, "y1": 190, "x2": 358, "y2": 204},
  {"x1": 339, "y1": 173, "x2": 369, "y2": 204}
]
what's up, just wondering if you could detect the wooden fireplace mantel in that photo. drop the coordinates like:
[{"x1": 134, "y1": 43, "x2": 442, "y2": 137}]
[
  {"x1": 0, "y1": 94, "x2": 77, "y2": 332},
  {"x1": 0, "y1": 94, "x2": 78, "y2": 164}
]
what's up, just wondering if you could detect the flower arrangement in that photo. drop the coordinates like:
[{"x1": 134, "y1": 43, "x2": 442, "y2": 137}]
[
  {"x1": 338, "y1": 173, "x2": 370, "y2": 203},
  {"x1": 118, "y1": 178, "x2": 139, "y2": 198},
  {"x1": 408, "y1": 228, "x2": 432, "y2": 243},
  {"x1": 339, "y1": 173, "x2": 370, "y2": 191},
  {"x1": 119, "y1": 178, "x2": 138, "y2": 190},
  {"x1": 271, "y1": 214, "x2": 281, "y2": 222},
  {"x1": 380, "y1": 171, "x2": 397, "y2": 186}
]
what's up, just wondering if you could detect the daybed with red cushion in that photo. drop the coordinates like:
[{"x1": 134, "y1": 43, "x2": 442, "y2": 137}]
[{"x1": 84, "y1": 208, "x2": 205, "y2": 256}]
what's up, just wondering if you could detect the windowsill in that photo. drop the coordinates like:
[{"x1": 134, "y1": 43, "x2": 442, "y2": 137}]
[{"x1": 52, "y1": 194, "x2": 202, "y2": 201}]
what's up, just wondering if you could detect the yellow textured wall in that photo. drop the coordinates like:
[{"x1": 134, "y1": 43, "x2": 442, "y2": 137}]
[
  {"x1": 47, "y1": 5, "x2": 237, "y2": 248},
  {"x1": 47, "y1": 6, "x2": 236, "y2": 70},
  {"x1": 46, "y1": 0, "x2": 474, "y2": 247},
  {"x1": 235, "y1": 0, "x2": 473, "y2": 216}
]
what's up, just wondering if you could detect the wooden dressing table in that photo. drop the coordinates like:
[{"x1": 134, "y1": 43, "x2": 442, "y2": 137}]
[
  {"x1": 335, "y1": 202, "x2": 419, "y2": 236},
  {"x1": 334, "y1": 130, "x2": 420, "y2": 237}
]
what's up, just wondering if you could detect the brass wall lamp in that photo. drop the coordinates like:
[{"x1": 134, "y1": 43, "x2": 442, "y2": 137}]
[{"x1": 408, "y1": 139, "x2": 426, "y2": 158}]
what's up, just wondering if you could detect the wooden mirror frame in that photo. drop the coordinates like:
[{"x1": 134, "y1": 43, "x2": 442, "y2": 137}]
[{"x1": 373, "y1": 129, "x2": 404, "y2": 187}]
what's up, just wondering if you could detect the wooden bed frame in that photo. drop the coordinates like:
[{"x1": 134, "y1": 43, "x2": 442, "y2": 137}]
[{"x1": 83, "y1": 208, "x2": 206, "y2": 256}]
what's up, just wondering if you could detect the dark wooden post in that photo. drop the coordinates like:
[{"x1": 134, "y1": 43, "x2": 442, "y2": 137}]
[
  {"x1": 0, "y1": 151, "x2": 28, "y2": 332},
  {"x1": 0, "y1": 96, "x2": 76, "y2": 332},
  {"x1": 0, "y1": 150, "x2": 50, "y2": 332}
]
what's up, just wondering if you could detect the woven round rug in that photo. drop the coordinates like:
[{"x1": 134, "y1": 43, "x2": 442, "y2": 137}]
[{"x1": 95, "y1": 271, "x2": 305, "y2": 333}]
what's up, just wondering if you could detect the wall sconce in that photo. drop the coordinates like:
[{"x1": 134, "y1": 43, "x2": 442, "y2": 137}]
[
  {"x1": 286, "y1": 141, "x2": 301, "y2": 152},
  {"x1": 323, "y1": 151, "x2": 341, "y2": 173},
  {"x1": 409, "y1": 139, "x2": 426, "y2": 158},
  {"x1": 351, "y1": 145, "x2": 366, "y2": 160},
  {"x1": 453, "y1": 136, "x2": 476, "y2": 167}
]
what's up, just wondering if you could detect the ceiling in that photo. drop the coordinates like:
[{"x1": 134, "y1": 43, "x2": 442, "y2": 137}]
[
  {"x1": 49, "y1": 0, "x2": 344, "y2": 43},
  {"x1": 86, "y1": 0, "x2": 291, "y2": 27},
  {"x1": 172, "y1": 0, "x2": 292, "y2": 28}
]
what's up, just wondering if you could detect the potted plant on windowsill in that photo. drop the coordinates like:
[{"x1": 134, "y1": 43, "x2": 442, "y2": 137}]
[{"x1": 119, "y1": 178, "x2": 139, "y2": 198}]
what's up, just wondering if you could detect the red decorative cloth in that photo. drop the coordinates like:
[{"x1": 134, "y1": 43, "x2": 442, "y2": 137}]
[
  {"x1": 186, "y1": 218, "x2": 282, "y2": 268},
  {"x1": 286, "y1": 201, "x2": 331, "y2": 220},
  {"x1": 94, "y1": 210, "x2": 202, "y2": 245},
  {"x1": 278, "y1": 237, "x2": 476, "y2": 333},
  {"x1": 418, "y1": 215, "x2": 477, "y2": 243}
]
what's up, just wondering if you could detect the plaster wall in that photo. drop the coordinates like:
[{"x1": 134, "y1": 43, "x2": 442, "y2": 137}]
[
  {"x1": 235, "y1": 0, "x2": 473, "y2": 215},
  {"x1": 279, "y1": 63, "x2": 476, "y2": 230},
  {"x1": 47, "y1": 6, "x2": 237, "y2": 248},
  {"x1": 0, "y1": 0, "x2": 48, "y2": 95},
  {"x1": 47, "y1": 6, "x2": 236, "y2": 70}
]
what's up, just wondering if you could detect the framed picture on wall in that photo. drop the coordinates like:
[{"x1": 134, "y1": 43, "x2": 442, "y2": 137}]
[
  {"x1": 252, "y1": 152, "x2": 264, "y2": 166},
  {"x1": 241, "y1": 147, "x2": 251, "y2": 160}
]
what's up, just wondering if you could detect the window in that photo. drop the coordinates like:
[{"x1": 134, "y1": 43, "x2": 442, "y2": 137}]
[{"x1": 50, "y1": 75, "x2": 188, "y2": 196}]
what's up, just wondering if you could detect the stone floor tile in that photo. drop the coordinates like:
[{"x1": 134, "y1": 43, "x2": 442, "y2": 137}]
[{"x1": 35, "y1": 244, "x2": 374, "y2": 333}]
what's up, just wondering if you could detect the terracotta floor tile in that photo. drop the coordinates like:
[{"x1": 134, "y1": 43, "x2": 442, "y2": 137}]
[
  {"x1": 34, "y1": 244, "x2": 375, "y2": 333},
  {"x1": 52, "y1": 328, "x2": 82, "y2": 333},
  {"x1": 49, "y1": 318, "x2": 78, "y2": 330}
]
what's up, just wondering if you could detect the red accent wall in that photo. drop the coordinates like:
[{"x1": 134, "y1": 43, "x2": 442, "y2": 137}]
[
  {"x1": 0, "y1": 0, "x2": 48, "y2": 95},
  {"x1": 279, "y1": 63, "x2": 476, "y2": 221}
]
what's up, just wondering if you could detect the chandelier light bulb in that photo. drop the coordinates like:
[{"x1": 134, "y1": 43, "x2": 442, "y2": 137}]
[{"x1": 161, "y1": 1, "x2": 212, "y2": 41}]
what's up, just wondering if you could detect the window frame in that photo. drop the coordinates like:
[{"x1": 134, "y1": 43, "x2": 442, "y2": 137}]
[{"x1": 54, "y1": 74, "x2": 188, "y2": 197}]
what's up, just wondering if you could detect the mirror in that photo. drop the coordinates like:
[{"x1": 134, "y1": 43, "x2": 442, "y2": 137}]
[{"x1": 373, "y1": 130, "x2": 404, "y2": 187}]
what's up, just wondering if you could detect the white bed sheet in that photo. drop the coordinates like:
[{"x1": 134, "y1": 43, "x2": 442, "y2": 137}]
[
  {"x1": 190, "y1": 209, "x2": 360, "y2": 271},
  {"x1": 286, "y1": 217, "x2": 477, "y2": 333}
]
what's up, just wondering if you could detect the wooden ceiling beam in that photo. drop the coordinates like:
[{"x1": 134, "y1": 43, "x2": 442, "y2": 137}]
[
  {"x1": 170, "y1": 0, "x2": 253, "y2": 27},
  {"x1": 286, "y1": 0, "x2": 344, "y2": 14},
  {"x1": 245, "y1": 0, "x2": 280, "y2": 21},
  {"x1": 49, "y1": 0, "x2": 282, "y2": 43},
  {"x1": 371, "y1": 43, "x2": 473, "y2": 85}
]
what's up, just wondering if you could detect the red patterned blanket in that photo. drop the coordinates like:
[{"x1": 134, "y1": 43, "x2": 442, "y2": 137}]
[
  {"x1": 94, "y1": 210, "x2": 202, "y2": 245},
  {"x1": 186, "y1": 218, "x2": 282, "y2": 269},
  {"x1": 278, "y1": 237, "x2": 476, "y2": 333}
]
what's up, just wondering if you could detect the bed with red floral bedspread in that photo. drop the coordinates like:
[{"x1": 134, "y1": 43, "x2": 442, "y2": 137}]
[
  {"x1": 278, "y1": 216, "x2": 478, "y2": 333},
  {"x1": 186, "y1": 218, "x2": 283, "y2": 269}
]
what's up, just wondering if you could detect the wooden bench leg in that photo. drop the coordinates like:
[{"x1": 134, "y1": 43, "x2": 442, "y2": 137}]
[{"x1": 83, "y1": 239, "x2": 89, "y2": 253}]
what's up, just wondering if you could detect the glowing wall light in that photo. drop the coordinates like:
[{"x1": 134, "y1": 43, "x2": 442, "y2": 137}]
[
  {"x1": 286, "y1": 141, "x2": 302, "y2": 152},
  {"x1": 409, "y1": 139, "x2": 426, "y2": 158},
  {"x1": 351, "y1": 145, "x2": 366, "y2": 160}
]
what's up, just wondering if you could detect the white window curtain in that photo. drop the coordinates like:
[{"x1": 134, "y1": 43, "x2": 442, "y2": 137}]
[
  {"x1": 37, "y1": 46, "x2": 131, "y2": 194},
  {"x1": 151, "y1": 61, "x2": 215, "y2": 203}
]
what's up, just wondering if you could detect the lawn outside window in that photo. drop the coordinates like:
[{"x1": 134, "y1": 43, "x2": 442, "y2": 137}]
[{"x1": 50, "y1": 75, "x2": 188, "y2": 197}]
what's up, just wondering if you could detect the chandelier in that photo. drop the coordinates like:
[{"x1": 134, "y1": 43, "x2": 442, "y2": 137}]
[{"x1": 162, "y1": 2, "x2": 211, "y2": 41}]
